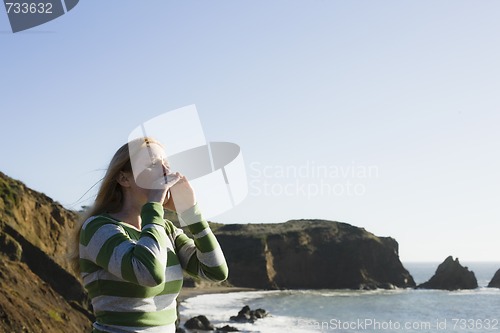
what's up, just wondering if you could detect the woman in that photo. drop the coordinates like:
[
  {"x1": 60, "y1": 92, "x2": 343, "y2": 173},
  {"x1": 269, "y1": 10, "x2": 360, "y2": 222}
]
[{"x1": 69, "y1": 137, "x2": 228, "y2": 333}]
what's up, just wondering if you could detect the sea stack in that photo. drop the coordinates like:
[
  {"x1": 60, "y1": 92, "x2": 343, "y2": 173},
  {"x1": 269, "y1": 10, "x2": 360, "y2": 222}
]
[
  {"x1": 487, "y1": 269, "x2": 500, "y2": 288},
  {"x1": 417, "y1": 256, "x2": 478, "y2": 290}
]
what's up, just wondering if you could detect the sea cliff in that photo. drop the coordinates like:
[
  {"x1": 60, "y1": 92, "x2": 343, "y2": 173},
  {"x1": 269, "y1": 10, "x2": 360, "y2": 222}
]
[
  {"x1": 0, "y1": 171, "x2": 92, "y2": 332},
  {"x1": 214, "y1": 221, "x2": 415, "y2": 290}
]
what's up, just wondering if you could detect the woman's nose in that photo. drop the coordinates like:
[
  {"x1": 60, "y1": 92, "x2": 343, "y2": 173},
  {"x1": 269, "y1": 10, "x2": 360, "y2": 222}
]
[{"x1": 162, "y1": 163, "x2": 169, "y2": 176}]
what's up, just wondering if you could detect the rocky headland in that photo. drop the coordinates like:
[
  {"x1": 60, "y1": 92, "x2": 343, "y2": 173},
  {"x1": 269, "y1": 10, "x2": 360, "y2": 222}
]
[{"x1": 212, "y1": 221, "x2": 415, "y2": 290}]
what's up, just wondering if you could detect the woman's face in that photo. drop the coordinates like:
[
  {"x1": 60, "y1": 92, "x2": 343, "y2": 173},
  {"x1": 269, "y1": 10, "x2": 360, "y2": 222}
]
[{"x1": 130, "y1": 142, "x2": 171, "y2": 190}]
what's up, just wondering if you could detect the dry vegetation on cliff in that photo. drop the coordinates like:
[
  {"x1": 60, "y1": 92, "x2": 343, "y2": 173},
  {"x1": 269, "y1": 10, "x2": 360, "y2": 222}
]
[{"x1": 0, "y1": 172, "x2": 92, "y2": 332}]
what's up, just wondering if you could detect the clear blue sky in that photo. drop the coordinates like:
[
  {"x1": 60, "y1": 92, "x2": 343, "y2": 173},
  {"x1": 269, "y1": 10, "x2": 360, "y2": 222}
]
[{"x1": 1, "y1": 1, "x2": 500, "y2": 262}]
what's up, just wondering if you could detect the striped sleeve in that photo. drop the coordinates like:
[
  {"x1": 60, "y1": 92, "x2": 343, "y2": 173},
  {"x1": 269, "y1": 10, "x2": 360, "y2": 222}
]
[
  {"x1": 173, "y1": 204, "x2": 228, "y2": 282},
  {"x1": 79, "y1": 202, "x2": 169, "y2": 287}
]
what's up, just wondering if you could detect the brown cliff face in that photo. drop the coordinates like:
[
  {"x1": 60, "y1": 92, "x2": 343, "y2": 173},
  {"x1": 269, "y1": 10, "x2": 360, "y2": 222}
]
[
  {"x1": 0, "y1": 171, "x2": 78, "y2": 272},
  {"x1": 0, "y1": 251, "x2": 91, "y2": 333},
  {"x1": 215, "y1": 220, "x2": 415, "y2": 290},
  {"x1": 0, "y1": 172, "x2": 92, "y2": 332}
]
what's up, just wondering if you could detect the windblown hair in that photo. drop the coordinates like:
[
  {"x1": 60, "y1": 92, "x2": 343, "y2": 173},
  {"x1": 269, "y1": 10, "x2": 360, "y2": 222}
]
[{"x1": 67, "y1": 137, "x2": 160, "y2": 275}]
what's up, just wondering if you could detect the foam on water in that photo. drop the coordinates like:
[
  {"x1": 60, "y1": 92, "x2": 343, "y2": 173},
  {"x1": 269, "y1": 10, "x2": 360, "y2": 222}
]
[
  {"x1": 179, "y1": 291, "x2": 315, "y2": 333},
  {"x1": 180, "y1": 288, "x2": 500, "y2": 332},
  {"x1": 179, "y1": 263, "x2": 500, "y2": 333}
]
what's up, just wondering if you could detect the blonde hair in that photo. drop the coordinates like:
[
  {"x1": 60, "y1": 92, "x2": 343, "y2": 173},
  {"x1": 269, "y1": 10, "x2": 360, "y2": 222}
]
[{"x1": 67, "y1": 137, "x2": 160, "y2": 274}]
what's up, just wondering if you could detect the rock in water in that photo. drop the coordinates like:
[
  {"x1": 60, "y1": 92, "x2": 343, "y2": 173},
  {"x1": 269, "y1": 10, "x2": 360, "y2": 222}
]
[
  {"x1": 230, "y1": 305, "x2": 269, "y2": 323},
  {"x1": 217, "y1": 325, "x2": 240, "y2": 331},
  {"x1": 417, "y1": 256, "x2": 478, "y2": 290},
  {"x1": 487, "y1": 269, "x2": 500, "y2": 288},
  {"x1": 184, "y1": 315, "x2": 214, "y2": 330}
]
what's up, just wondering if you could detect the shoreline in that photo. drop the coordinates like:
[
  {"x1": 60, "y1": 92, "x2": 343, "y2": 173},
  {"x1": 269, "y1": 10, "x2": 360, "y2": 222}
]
[
  {"x1": 177, "y1": 286, "x2": 263, "y2": 332},
  {"x1": 178, "y1": 286, "x2": 259, "y2": 303}
]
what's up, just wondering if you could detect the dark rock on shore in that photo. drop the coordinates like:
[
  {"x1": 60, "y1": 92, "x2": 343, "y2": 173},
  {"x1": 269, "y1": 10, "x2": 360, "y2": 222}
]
[
  {"x1": 230, "y1": 305, "x2": 268, "y2": 323},
  {"x1": 214, "y1": 221, "x2": 415, "y2": 290},
  {"x1": 217, "y1": 325, "x2": 239, "y2": 331},
  {"x1": 183, "y1": 315, "x2": 240, "y2": 332},
  {"x1": 417, "y1": 256, "x2": 478, "y2": 290},
  {"x1": 487, "y1": 269, "x2": 500, "y2": 288},
  {"x1": 184, "y1": 315, "x2": 214, "y2": 330}
]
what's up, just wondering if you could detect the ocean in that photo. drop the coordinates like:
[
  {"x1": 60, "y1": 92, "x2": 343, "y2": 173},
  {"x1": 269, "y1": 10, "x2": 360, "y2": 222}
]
[{"x1": 179, "y1": 262, "x2": 500, "y2": 333}]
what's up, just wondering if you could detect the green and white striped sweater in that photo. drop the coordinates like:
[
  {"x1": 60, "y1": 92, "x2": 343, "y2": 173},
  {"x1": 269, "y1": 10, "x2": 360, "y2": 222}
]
[{"x1": 79, "y1": 202, "x2": 228, "y2": 333}]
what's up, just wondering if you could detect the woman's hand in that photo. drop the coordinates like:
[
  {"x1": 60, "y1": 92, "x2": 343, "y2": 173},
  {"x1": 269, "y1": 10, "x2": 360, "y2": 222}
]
[
  {"x1": 163, "y1": 175, "x2": 196, "y2": 213},
  {"x1": 143, "y1": 169, "x2": 182, "y2": 204}
]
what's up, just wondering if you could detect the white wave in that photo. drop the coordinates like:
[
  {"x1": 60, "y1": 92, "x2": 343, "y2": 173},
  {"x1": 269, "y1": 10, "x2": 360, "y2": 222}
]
[
  {"x1": 179, "y1": 291, "x2": 317, "y2": 333},
  {"x1": 179, "y1": 287, "x2": 500, "y2": 333}
]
